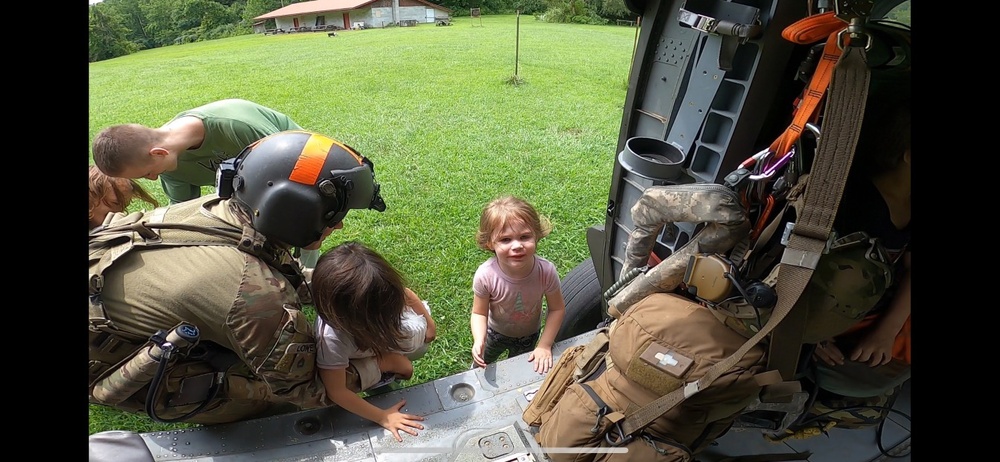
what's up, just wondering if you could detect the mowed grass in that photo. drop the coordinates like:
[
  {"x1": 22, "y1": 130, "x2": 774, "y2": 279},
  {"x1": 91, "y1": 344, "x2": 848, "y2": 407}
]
[{"x1": 89, "y1": 14, "x2": 636, "y2": 435}]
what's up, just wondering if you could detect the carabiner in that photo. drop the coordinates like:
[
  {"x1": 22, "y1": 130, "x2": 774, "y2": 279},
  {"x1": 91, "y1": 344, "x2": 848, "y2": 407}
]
[
  {"x1": 836, "y1": 18, "x2": 872, "y2": 51},
  {"x1": 749, "y1": 146, "x2": 795, "y2": 180},
  {"x1": 737, "y1": 148, "x2": 770, "y2": 170}
]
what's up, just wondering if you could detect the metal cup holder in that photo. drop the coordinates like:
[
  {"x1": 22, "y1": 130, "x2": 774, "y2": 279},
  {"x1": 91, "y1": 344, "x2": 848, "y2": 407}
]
[{"x1": 618, "y1": 136, "x2": 686, "y2": 182}]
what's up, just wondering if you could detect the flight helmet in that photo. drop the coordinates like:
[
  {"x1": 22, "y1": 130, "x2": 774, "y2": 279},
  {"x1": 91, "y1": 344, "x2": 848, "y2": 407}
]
[{"x1": 218, "y1": 130, "x2": 386, "y2": 248}]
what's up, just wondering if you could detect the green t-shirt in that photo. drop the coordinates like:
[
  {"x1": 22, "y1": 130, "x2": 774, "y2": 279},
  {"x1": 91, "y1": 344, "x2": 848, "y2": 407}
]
[{"x1": 159, "y1": 99, "x2": 302, "y2": 204}]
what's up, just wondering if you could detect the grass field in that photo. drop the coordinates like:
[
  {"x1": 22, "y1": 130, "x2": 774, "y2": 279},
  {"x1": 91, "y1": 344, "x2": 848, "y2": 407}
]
[{"x1": 89, "y1": 14, "x2": 636, "y2": 435}]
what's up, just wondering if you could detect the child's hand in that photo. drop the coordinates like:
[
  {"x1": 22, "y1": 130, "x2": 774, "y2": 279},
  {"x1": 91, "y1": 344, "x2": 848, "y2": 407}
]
[
  {"x1": 850, "y1": 331, "x2": 896, "y2": 367},
  {"x1": 424, "y1": 314, "x2": 437, "y2": 344},
  {"x1": 528, "y1": 346, "x2": 553, "y2": 374},
  {"x1": 471, "y1": 341, "x2": 486, "y2": 368},
  {"x1": 379, "y1": 399, "x2": 425, "y2": 442}
]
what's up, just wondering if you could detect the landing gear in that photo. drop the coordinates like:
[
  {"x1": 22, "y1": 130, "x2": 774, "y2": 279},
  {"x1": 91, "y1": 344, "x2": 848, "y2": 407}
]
[{"x1": 554, "y1": 258, "x2": 605, "y2": 342}]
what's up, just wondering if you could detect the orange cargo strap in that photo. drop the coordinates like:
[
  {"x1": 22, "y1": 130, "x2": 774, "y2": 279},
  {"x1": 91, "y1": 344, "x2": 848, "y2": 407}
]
[
  {"x1": 768, "y1": 31, "x2": 843, "y2": 165},
  {"x1": 746, "y1": 12, "x2": 850, "y2": 242},
  {"x1": 782, "y1": 11, "x2": 844, "y2": 44}
]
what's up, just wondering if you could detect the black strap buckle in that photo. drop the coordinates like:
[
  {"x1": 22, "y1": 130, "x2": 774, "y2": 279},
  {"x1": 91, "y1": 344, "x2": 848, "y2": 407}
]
[
  {"x1": 604, "y1": 422, "x2": 634, "y2": 447},
  {"x1": 591, "y1": 405, "x2": 609, "y2": 434}
]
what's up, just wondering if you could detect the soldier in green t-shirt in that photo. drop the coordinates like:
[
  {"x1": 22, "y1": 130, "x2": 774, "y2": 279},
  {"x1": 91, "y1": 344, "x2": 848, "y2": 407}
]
[{"x1": 92, "y1": 99, "x2": 330, "y2": 267}]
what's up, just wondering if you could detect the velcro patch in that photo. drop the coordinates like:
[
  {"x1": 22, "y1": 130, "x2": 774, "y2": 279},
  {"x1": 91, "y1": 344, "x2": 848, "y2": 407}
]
[
  {"x1": 639, "y1": 343, "x2": 693, "y2": 378},
  {"x1": 275, "y1": 342, "x2": 316, "y2": 375}
]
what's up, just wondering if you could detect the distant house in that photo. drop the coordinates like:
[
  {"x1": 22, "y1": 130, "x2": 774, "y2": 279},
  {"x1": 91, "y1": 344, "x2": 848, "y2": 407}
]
[{"x1": 254, "y1": 0, "x2": 452, "y2": 32}]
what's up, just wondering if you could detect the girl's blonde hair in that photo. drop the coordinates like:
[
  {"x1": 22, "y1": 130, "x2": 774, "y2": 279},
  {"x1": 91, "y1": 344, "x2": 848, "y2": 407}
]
[
  {"x1": 88, "y1": 165, "x2": 160, "y2": 224},
  {"x1": 475, "y1": 195, "x2": 551, "y2": 251}
]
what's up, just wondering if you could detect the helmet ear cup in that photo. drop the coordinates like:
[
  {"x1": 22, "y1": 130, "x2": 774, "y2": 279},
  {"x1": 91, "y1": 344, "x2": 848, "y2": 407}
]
[
  {"x1": 317, "y1": 178, "x2": 343, "y2": 223},
  {"x1": 250, "y1": 181, "x2": 328, "y2": 247}
]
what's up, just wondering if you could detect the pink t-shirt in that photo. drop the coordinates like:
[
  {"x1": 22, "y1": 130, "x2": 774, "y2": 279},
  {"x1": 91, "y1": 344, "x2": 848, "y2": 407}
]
[{"x1": 472, "y1": 256, "x2": 561, "y2": 338}]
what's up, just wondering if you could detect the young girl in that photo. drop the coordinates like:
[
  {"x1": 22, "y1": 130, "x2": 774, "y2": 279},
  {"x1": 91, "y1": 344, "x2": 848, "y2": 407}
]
[
  {"x1": 312, "y1": 241, "x2": 436, "y2": 442},
  {"x1": 88, "y1": 165, "x2": 160, "y2": 230},
  {"x1": 470, "y1": 196, "x2": 565, "y2": 374}
]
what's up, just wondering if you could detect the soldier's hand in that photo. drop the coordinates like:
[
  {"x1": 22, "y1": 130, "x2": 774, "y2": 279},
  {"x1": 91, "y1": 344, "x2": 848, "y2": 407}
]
[{"x1": 812, "y1": 339, "x2": 844, "y2": 366}]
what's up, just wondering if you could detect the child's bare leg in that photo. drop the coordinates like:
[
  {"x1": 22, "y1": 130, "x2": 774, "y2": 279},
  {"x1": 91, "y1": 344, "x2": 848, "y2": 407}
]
[{"x1": 378, "y1": 352, "x2": 414, "y2": 380}]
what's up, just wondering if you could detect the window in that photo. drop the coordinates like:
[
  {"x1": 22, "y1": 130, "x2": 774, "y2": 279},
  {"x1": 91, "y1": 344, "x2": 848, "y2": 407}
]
[{"x1": 316, "y1": 15, "x2": 326, "y2": 26}]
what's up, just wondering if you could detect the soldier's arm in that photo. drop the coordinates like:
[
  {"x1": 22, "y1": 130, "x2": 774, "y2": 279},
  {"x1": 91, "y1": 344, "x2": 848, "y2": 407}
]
[
  {"x1": 227, "y1": 262, "x2": 330, "y2": 409},
  {"x1": 849, "y1": 251, "x2": 911, "y2": 366},
  {"x1": 871, "y1": 251, "x2": 911, "y2": 339}
]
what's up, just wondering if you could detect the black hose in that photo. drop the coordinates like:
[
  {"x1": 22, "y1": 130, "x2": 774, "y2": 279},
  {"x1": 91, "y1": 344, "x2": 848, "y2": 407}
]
[
  {"x1": 603, "y1": 266, "x2": 647, "y2": 301},
  {"x1": 143, "y1": 347, "x2": 220, "y2": 423}
]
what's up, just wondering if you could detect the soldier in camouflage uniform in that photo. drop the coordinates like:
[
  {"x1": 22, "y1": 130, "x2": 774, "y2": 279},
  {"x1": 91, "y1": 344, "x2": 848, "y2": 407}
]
[
  {"x1": 88, "y1": 130, "x2": 387, "y2": 424},
  {"x1": 809, "y1": 94, "x2": 911, "y2": 391}
]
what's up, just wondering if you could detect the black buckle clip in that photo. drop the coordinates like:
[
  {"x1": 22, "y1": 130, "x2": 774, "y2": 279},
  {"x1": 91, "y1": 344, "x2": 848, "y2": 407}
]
[
  {"x1": 604, "y1": 421, "x2": 634, "y2": 446},
  {"x1": 591, "y1": 405, "x2": 609, "y2": 434}
]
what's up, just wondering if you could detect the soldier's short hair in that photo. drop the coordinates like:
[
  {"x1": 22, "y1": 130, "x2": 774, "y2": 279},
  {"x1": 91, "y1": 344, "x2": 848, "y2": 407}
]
[{"x1": 92, "y1": 124, "x2": 160, "y2": 176}]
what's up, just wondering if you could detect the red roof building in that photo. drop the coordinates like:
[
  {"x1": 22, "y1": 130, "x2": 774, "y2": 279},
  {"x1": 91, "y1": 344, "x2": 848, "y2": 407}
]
[{"x1": 254, "y1": 0, "x2": 451, "y2": 32}]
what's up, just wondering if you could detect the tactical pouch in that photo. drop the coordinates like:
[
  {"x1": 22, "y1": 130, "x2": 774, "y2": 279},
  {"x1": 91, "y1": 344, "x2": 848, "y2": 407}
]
[
  {"x1": 523, "y1": 329, "x2": 610, "y2": 427},
  {"x1": 536, "y1": 294, "x2": 766, "y2": 461},
  {"x1": 536, "y1": 375, "x2": 696, "y2": 462},
  {"x1": 148, "y1": 350, "x2": 282, "y2": 425},
  {"x1": 713, "y1": 231, "x2": 894, "y2": 343},
  {"x1": 608, "y1": 294, "x2": 764, "y2": 400},
  {"x1": 798, "y1": 231, "x2": 893, "y2": 343},
  {"x1": 613, "y1": 431, "x2": 693, "y2": 462}
]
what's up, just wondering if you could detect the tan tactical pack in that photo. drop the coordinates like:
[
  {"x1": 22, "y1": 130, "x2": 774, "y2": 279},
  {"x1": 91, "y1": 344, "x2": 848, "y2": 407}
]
[
  {"x1": 527, "y1": 293, "x2": 771, "y2": 461},
  {"x1": 88, "y1": 196, "x2": 302, "y2": 422}
]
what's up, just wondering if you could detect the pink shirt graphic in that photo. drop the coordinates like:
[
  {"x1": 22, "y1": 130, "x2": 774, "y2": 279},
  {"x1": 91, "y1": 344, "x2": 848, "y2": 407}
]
[{"x1": 472, "y1": 256, "x2": 561, "y2": 338}]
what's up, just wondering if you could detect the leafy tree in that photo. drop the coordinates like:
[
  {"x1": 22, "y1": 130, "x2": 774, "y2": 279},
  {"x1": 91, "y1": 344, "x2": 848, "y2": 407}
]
[
  {"x1": 514, "y1": 0, "x2": 547, "y2": 15},
  {"x1": 244, "y1": 0, "x2": 284, "y2": 28},
  {"x1": 599, "y1": 0, "x2": 630, "y2": 20},
  {"x1": 176, "y1": 0, "x2": 238, "y2": 33},
  {"x1": 141, "y1": 0, "x2": 184, "y2": 47},
  {"x1": 540, "y1": 0, "x2": 605, "y2": 24},
  {"x1": 104, "y1": 0, "x2": 154, "y2": 49},
  {"x1": 90, "y1": 4, "x2": 139, "y2": 62}
]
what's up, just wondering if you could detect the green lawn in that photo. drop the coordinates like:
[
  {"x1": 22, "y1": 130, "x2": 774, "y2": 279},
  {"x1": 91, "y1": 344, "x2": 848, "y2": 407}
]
[{"x1": 89, "y1": 14, "x2": 636, "y2": 435}]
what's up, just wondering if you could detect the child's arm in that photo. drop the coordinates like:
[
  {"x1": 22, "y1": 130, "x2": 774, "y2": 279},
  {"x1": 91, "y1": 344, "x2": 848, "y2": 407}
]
[
  {"x1": 318, "y1": 367, "x2": 424, "y2": 442},
  {"x1": 528, "y1": 291, "x2": 566, "y2": 374},
  {"x1": 851, "y1": 251, "x2": 911, "y2": 366},
  {"x1": 470, "y1": 294, "x2": 490, "y2": 367},
  {"x1": 405, "y1": 288, "x2": 436, "y2": 343}
]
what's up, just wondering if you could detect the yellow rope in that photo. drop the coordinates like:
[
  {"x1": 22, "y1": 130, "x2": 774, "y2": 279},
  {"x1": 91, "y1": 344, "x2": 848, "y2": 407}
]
[{"x1": 764, "y1": 421, "x2": 837, "y2": 442}]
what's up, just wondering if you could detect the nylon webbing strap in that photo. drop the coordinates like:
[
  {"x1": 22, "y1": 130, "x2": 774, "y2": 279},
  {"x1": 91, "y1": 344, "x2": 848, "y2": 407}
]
[
  {"x1": 618, "y1": 37, "x2": 870, "y2": 437},
  {"x1": 766, "y1": 41, "x2": 870, "y2": 378}
]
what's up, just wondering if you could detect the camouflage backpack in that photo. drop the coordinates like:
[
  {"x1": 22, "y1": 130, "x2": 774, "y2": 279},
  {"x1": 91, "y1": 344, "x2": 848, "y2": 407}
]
[
  {"x1": 714, "y1": 228, "x2": 895, "y2": 344},
  {"x1": 88, "y1": 195, "x2": 302, "y2": 388}
]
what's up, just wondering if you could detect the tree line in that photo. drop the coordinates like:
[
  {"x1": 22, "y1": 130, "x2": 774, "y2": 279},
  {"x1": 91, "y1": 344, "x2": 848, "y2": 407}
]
[{"x1": 89, "y1": 0, "x2": 633, "y2": 62}]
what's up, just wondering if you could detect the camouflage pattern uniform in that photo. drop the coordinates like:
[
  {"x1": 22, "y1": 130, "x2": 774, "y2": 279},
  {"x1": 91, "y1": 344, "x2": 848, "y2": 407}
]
[
  {"x1": 608, "y1": 184, "x2": 749, "y2": 316},
  {"x1": 88, "y1": 196, "x2": 329, "y2": 424}
]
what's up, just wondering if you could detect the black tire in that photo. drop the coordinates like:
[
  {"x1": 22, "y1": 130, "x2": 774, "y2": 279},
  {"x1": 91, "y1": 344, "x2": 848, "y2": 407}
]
[{"x1": 554, "y1": 257, "x2": 605, "y2": 342}]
